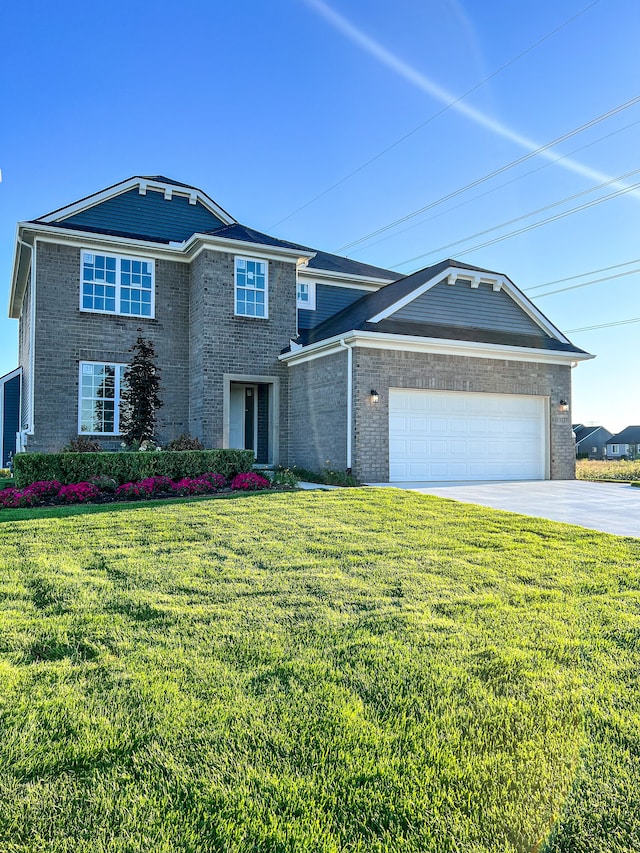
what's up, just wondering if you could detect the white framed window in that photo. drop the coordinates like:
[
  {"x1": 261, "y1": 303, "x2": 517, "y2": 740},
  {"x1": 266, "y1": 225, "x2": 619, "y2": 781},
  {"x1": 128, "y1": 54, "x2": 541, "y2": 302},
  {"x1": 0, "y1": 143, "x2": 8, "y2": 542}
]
[
  {"x1": 610, "y1": 444, "x2": 619, "y2": 454},
  {"x1": 81, "y1": 251, "x2": 155, "y2": 318},
  {"x1": 296, "y1": 280, "x2": 316, "y2": 310},
  {"x1": 235, "y1": 257, "x2": 268, "y2": 318},
  {"x1": 78, "y1": 362, "x2": 127, "y2": 435}
]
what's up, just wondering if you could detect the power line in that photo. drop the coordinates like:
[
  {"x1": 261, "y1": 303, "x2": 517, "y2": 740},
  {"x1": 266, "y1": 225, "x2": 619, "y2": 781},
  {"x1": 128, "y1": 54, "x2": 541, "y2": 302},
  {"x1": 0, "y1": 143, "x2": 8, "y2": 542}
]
[
  {"x1": 350, "y1": 117, "x2": 640, "y2": 257},
  {"x1": 334, "y1": 94, "x2": 640, "y2": 254},
  {"x1": 268, "y1": 0, "x2": 603, "y2": 229},
  {"x1": 534, "y1": 267, "x2": 640, "y2": 298},
  {"x1": 392, "y1": 167, "x2": 640, "y2": 266},
  {"x1": 567, "y1": 316, "x2": 640, "y2": 333},
  {"x1": 393, "y1": 171, "x2": 640, "y2": 268},
  {"x1": 525, "y1": 256, "x2": 640, "y2": 291}
]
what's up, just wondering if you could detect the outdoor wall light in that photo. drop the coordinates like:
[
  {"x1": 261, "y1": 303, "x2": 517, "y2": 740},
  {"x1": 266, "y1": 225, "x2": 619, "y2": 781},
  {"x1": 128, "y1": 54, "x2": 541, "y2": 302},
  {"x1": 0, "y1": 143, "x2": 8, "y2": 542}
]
[
  {"x1": 370, "y1": 389, "x2": 379, "y2": 403},
  {"x1": 559, "y1": 399, "x2": 569, "y2": 412}
]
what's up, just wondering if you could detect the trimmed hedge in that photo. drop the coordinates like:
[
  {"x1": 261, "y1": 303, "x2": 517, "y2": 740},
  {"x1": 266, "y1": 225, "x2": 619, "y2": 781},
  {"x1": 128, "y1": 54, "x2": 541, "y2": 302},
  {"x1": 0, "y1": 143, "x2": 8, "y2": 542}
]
[{"x1": 13, "y1": 450, "x2": 254, "y2": 489}]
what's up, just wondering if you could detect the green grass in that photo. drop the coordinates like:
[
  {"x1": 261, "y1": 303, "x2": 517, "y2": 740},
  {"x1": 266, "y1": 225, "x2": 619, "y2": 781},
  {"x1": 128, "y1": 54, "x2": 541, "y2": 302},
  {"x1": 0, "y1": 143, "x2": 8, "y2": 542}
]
[{"x1": 0, "y1": 490, "x2": 639, "y2": 852}]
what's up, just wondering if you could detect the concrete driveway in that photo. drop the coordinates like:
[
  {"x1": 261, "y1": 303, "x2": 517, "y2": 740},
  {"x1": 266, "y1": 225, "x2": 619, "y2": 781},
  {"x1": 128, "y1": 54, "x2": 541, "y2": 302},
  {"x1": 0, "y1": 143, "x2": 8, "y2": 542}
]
[{"x1": 368, "y1": 480, "x2": 640, "y2": 538}]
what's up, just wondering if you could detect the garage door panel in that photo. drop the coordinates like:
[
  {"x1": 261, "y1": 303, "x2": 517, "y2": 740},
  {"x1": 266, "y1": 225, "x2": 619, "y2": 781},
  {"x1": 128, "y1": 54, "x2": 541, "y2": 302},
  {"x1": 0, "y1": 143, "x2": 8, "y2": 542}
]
[{"x1": 389, "y1": 389, "x2": 546, "y2": 482}]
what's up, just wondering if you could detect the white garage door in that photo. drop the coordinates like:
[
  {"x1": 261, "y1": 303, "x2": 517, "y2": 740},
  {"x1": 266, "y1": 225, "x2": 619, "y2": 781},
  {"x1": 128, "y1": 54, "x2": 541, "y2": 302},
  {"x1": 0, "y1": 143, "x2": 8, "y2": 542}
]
[{"x1": 389, "y1": 389, "x2": 547, "y2": 482}]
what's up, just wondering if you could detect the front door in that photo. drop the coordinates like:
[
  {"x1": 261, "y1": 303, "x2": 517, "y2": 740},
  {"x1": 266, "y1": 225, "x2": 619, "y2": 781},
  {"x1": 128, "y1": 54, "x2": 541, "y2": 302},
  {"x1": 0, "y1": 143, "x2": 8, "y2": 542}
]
[{"x1": 229, "y1": 384, "x2": 257, "y2": 452}]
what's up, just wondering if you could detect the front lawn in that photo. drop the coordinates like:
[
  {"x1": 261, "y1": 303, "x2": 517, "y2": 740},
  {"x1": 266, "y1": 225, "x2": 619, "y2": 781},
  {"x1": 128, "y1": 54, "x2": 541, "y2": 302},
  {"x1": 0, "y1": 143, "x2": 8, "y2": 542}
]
[{"x1": 0, "y1": 491, "x2": 638, "y2": 852}]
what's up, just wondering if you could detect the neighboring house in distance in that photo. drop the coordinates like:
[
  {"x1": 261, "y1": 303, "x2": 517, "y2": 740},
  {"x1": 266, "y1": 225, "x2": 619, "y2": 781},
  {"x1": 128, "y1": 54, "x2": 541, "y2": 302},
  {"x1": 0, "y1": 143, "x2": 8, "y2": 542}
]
[
  {"x1": 0, "y1": 368, "x2": 21, "y2": 468},
  {"x1": 605, "y1": 426, "x2": 640, "y2": 460},
  {"x1": 573, "y1": 424, "x2": 613, "y2": 459},
  {"x1": 4, "y1": 175, "x2": 593, "y2": 482}
]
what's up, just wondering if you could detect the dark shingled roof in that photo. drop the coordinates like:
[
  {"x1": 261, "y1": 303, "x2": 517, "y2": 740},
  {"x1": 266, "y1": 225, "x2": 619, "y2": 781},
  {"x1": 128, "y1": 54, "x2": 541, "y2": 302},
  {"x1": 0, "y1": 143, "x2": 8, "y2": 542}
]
[
  {"x1": 32, "y1": 220, "x2": 173, "y2": 244},
  {"x1": 573, "y1": 425, "x2": 612, "y2": 445},
  {"x1": 297, "y1": 259, "x2": 589, "y2": 356},
  {"x1": 202, "y1": 224, "x2": 398, "y2": 280},
  {"x1": 607, "y1": 426, "x2": 640, "y2": 444}
]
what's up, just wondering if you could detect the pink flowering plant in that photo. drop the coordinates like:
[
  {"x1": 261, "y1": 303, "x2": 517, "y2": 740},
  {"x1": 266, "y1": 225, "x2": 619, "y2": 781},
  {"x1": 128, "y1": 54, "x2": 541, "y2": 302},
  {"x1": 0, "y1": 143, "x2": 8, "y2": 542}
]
[
  {"x1": 58, "y1": 482, "x2": 101, "y2": 504},
  {"x1": 0, "y1": 466, "x2": 280, "y2": 511},
  {"x1": 230, "y1": 472, "x2": 270, "y2": 491}
]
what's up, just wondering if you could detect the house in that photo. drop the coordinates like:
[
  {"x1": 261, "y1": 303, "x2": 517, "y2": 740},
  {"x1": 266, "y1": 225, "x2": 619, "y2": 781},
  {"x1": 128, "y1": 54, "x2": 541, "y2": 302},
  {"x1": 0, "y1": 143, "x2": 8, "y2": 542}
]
[
  {"x1": 573, "y1": 424, "x2": 612, "y2": 459},
  {"x1": 5, "y1": 175, "x2": 593, "y2": 483},
  {"x1": 605, "y1": 426, "x2": 640, "y2": 460},
  {"x1": 0, "y1": 368, "x2": 21, "y2": 468}
]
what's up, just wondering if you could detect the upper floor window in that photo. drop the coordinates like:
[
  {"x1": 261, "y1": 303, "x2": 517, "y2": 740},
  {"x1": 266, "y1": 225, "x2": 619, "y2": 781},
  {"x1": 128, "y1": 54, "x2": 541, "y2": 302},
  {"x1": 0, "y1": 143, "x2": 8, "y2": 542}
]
[
  {"x1": 79, "y1": 362, "x2": 127, "y2": 435},
  {"x1": 81, "y1": 251, "x2": 154, "y2": 318},
  {"x1": 235, "y1": 257, "x2": 268, "y2": 318},
  {"x1": 296, "y1": 281, "x2": 316, "y2": 310}
]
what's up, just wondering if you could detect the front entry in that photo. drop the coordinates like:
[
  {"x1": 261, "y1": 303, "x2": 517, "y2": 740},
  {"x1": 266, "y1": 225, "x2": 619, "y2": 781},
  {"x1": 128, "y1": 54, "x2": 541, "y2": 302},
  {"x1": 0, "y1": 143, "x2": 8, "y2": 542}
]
[{"x1": 229, "y1": 384, "x2": 257, "y2": 453}]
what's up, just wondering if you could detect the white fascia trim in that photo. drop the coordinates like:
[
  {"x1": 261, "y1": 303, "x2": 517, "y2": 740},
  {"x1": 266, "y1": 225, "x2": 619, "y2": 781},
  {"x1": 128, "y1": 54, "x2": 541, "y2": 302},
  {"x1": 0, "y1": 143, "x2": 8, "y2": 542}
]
[
  {"x1": 188, "y1": 236, "x2": 316, "y2": 264},
  {"x1": 368, "y1": 265, "x2": 571, "y2": 344},
  {"x1": 280, "y1": 330, "x2": 594, "y2": 367},
  {"x1": 298, "y1": 266, "x2": 395, "y2": 287},
  {"x1": 17, "y1": 223, "x2": 189, "y2": 260},
  {"x1": 0, "y1": 366, "x2": 22, "y2": 386},
  {"x1": 40, "y1": 178, "x2": 236, "y2": 225}
]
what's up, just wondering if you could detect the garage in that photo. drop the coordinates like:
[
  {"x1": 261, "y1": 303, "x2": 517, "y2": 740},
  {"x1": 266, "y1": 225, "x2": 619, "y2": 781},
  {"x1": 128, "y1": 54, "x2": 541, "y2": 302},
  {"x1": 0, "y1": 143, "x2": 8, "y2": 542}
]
[{"x1": 388, "y1": 389, "x2": 547, "y2": 482}]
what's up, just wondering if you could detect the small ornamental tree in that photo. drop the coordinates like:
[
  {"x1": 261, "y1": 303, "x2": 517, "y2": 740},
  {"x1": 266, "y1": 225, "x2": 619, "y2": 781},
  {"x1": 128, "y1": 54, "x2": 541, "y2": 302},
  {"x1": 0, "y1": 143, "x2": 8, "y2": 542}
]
[{"x1": 120, "y1": 336, "x2": 163, "y2": 446}]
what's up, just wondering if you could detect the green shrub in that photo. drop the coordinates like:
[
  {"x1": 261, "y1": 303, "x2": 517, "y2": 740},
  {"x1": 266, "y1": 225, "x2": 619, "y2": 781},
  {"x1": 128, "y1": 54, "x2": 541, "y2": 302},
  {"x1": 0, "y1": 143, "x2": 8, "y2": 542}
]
[
  {"x1": 267, "y1": 468, "x2": 299, "y2": 488},
  {"x1": 289, "y1": 466, "x2": 359, "y2": 487},
  {"x1": 14, "y1": 450, "x2": 254, "y2": 489},
  {"x1": 62, "y1": 436, "x2": 101, "y2": 453},
  {"x1": 164, "y1": 434, "x2": 204, "y2": 451}
]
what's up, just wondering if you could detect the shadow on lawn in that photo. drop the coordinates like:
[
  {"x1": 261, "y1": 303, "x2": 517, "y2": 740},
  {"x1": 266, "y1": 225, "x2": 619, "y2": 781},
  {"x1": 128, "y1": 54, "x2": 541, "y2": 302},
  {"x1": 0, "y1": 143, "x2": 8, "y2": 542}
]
[{"x1": 0, "y1": 489, "x2": 287, "y2": 524}]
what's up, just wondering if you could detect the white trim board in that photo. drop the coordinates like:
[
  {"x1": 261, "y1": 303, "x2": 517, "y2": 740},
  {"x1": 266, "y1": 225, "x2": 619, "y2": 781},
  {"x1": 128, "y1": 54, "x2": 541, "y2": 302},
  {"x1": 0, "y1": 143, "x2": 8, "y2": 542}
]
[{"x1": 280, "y1": 330, "x2": 594, "y2": 367}]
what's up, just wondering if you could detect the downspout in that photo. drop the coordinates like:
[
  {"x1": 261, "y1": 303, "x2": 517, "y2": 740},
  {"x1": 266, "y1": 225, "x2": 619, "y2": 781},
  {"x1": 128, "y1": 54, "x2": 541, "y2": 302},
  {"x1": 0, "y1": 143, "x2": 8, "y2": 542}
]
[
  {"x1": 338, "y1": 339, "x2": 352, "y2": 472},
  {"x1": 17, "y1": 237, "x2": 36, "y2": 448}
]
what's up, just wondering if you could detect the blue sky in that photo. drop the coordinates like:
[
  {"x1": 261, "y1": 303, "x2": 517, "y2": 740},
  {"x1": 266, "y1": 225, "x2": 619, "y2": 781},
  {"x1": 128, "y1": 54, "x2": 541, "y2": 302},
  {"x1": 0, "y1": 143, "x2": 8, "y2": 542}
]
[{"x1": 1, "y1": 0, "x2": 638, "y2": 432}]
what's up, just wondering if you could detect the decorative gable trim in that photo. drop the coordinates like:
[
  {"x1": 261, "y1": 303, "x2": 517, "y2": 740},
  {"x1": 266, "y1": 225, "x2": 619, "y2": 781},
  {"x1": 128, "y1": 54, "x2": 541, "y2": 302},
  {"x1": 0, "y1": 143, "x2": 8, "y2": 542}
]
[
  {"x1": 38, "y1": 177, "x2": 236, "y2": 228},
  {"x1": 368, "y1": 265, "x2": 570, "y2": 344}
]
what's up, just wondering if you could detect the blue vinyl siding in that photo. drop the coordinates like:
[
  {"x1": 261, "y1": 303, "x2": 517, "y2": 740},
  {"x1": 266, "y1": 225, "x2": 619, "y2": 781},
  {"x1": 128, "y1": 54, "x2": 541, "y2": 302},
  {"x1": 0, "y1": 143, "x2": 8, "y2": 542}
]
[
  {"x1": 392, "y1": 280, "x2": 546, "y2": 336},
  {"x1": 2, "y1": 375, "x2": 20, "y2": 467},
  {"x1": 298, "y1": 284, "x2": 371, "y2": 331},
  {"x1": 60, "y1": 189, "x2": 225, "y2": 242}
]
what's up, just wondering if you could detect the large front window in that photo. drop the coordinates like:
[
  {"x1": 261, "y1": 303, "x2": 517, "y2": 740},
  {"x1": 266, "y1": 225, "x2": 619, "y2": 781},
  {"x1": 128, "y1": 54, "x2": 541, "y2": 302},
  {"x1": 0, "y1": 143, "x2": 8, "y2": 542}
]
[
  {"x1": 235, "y1": 257, "x2": 268, "y2": 318},
  {"x1": 79, "y1": 362, "x2": 126, "y2": 434},
  {"x1": 81, "y1": 251, "x2": 154, "y2": 318}
]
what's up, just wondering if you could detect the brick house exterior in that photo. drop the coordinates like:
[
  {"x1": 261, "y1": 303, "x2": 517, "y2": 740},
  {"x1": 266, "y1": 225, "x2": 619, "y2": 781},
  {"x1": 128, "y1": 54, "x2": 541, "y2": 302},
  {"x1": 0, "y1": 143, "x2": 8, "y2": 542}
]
[{"x1": 6, "y1": 176, "x2": 592, "y2": 482}]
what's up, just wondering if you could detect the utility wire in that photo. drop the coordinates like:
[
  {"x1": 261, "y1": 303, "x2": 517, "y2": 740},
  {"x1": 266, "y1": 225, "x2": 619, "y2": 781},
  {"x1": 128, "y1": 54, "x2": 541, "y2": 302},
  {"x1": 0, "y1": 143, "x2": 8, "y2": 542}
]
[
  {"x1": 394, "y1": 169, "x2": 640, "y2": 267},
  {"x1": 394, "y1": 178, "x2": 640, "y2": 268},
  {"x1": 350, "y1": 117, "x2": 640, "y2": 257},
  {"x1": 567, "y1": 316, "x2": 640, "y2": 333},
  {"x1": 334, "y1": 94, "x2": 640, "y2": 254},
  {"x1": 269, "y1": 0, "x2": 603, "y2": 229},
  {"x1": 525, "y1": 256, "x2": 640, "y2": 291},
  {"x1": 533, "y1": 267, "x2": 640, "y2": 298}
]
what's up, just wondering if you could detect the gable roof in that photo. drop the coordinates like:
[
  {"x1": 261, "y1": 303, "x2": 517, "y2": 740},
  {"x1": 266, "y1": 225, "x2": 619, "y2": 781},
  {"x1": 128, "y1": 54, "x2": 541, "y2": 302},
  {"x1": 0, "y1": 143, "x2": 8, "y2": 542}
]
[
  {"x1": 607, "y1": 426, "x2": 640, "y2": 444},
  {"x1": 573, "y1": 425, "x2": 612, "y2": 445},
  {"x1": 37, "y1": 175, "x2": 236, "y2": 227},
  {"x1": 299, "y1": 259, "x2": 588, "y2": 356}
]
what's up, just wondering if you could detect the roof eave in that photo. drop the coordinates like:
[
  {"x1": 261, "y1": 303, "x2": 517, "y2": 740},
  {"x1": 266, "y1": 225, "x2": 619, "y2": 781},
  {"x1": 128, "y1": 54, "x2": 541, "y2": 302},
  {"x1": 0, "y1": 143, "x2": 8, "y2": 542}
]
[
  {"x1": 280, "y1": 329, "x2": 594, "y2": 366},
  {"x1": 8, "y1": 225, "x2": 34, "y2": 319}
]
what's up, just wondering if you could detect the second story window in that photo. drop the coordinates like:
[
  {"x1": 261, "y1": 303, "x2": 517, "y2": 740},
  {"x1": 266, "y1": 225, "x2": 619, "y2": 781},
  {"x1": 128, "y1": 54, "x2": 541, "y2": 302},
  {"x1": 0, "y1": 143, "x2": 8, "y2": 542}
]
[
  {"x1": 235, "y1": 257, "x2": 268, "y2": 318},
  {"x1": 296, "y1": 281, "x2": 316, "y2": 310},
  {"x1": 81, "y1": 251, "x2": 154, "y2": 318}
]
